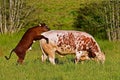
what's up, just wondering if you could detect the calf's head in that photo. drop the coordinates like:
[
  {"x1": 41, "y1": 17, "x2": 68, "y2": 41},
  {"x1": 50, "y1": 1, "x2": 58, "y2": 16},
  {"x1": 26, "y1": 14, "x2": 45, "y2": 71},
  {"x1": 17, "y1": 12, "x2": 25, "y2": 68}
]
[{"x1": 39, "y1": 23, "x2": 50, "y2": 32}]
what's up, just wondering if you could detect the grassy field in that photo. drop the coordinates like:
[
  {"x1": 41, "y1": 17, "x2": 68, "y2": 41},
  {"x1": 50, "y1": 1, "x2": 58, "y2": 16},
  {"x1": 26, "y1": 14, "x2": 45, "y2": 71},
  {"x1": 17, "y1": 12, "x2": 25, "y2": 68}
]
[
  {"x1": 0, "y1": 33, "x2": 120, "y2": 80},
  {"x1": 0, "y1": 0, "x2": 120, "y2": 80}
]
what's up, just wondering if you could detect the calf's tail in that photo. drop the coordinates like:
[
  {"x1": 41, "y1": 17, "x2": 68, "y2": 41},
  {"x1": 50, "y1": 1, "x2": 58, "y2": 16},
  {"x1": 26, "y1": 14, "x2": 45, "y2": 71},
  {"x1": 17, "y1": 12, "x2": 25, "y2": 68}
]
[{"x1": 5, "y1": 49, "x2": 14, "y2": 60}]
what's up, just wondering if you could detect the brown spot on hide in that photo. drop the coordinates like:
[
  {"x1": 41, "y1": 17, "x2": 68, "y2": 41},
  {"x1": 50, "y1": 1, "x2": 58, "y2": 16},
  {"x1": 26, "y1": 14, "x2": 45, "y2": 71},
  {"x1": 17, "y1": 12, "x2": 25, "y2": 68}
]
[{"x1": 57, "y1": 32, "x2": 76, "y2": 51}]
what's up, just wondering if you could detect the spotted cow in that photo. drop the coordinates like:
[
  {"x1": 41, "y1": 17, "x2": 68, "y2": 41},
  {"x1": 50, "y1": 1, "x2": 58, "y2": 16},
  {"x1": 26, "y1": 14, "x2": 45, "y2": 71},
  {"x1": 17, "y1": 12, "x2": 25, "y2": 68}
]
[{"x1": 40, "y1": 30, "x2": 105, "y2": 64}]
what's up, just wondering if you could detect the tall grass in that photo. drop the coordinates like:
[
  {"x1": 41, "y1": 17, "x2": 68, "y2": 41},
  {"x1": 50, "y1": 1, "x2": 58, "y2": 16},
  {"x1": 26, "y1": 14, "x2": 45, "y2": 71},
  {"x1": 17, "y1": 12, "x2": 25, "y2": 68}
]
[{"x1": 0, "y1": 33, "x2": 120, "y2": 80}]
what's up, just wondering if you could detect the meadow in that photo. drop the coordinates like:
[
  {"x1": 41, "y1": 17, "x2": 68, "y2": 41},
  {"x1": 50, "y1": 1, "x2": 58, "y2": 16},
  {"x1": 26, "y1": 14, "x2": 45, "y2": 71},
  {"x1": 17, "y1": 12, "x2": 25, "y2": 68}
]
[
  {"x1": 0, "y1": 33, "x2": 120, "y2": 80},
  {"x1": 0, "y1": 0, "x2": 120, "y2": 80}
]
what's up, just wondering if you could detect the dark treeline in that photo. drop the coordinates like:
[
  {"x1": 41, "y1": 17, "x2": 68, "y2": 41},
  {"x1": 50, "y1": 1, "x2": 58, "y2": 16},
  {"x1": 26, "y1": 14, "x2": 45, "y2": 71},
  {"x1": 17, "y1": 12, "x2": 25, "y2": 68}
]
[
  {"x1": 74, "y1": 0, "x2": 120, "y2": 41},
  {"x1": 0, "y1": 0, "x2": 120, "y2": 41}
]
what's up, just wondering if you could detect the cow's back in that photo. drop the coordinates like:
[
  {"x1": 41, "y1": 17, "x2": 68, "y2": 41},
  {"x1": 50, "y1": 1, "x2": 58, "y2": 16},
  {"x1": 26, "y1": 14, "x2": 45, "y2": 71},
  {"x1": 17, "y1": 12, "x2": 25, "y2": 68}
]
[
  {"x1": 41, "y1": 30, "x2": 93, "y2": 42},
  {"x1": 40, "y1": 30, "x2": 90, "y2": 45},
  {"x1": 40, "y1": 30, "x2": 101, "y2": 53}
]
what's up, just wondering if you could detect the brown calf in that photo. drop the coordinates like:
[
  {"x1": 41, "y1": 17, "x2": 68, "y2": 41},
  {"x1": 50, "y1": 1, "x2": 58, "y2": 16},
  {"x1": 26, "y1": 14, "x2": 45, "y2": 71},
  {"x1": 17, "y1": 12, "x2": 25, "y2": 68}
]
[{"x1": 5, "y1": 23, "x2": 50, "y2": 64}]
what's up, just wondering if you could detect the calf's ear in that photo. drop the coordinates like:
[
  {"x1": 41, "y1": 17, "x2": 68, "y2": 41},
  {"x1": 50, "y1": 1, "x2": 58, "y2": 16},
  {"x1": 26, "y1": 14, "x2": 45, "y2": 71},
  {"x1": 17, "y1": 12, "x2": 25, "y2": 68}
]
[
  {"x1": 39, "y1": 24, "x2": 41, "y2": 26},
  {"x1": 39, "y1": 23, "x2": 46, "y2": 27}
]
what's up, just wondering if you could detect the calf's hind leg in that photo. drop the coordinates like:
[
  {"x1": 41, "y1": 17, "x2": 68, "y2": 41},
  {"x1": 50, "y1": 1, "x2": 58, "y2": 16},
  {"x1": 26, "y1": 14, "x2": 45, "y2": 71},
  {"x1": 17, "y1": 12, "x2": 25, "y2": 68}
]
[{"x1": 16, "y1": 52, "x2": 26, "y2": 64}]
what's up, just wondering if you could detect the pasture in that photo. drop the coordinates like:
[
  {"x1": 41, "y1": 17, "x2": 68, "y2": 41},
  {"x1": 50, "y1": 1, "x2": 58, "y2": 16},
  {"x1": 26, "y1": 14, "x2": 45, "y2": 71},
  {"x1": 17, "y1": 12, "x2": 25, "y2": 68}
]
[{"x1": 0, "y1": 33, "x2": 120, "y2": 80}]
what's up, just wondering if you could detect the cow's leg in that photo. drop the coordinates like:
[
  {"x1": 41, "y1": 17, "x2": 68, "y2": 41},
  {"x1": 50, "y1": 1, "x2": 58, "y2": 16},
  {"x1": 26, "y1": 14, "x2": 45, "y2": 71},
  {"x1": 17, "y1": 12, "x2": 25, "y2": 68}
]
[
  {"x1": 40, "y1": 43, "x2": 48, "y2": 62},
  {"x1": 41, "y1": 53, "x2": 48, "y2": 62},
  {"x1": 47, "y1": 48, "x2": 55, "y2": 64},
  {"x1": 41, "y1": 44, "x2": 56, "y2": 64},
  {"x1": 49, "y1": 57, "x2": 55, "y2": 65},
  {"x1": 75, "y1": 51, "x2": 83, "y2": 64},
  {"x1": 48, "y1": 53, "x2": 55, "y2": 65}
]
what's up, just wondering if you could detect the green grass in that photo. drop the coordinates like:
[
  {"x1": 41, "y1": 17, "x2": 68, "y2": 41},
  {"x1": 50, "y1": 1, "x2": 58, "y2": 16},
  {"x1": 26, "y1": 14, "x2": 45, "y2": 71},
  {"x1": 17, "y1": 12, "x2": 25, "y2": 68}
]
[
  {"x1": 0, "y1": 33, "x2": 120, "y2": 80},
  {"x1": 0, "y1": 0, "x2": 120, "y2": 79}
]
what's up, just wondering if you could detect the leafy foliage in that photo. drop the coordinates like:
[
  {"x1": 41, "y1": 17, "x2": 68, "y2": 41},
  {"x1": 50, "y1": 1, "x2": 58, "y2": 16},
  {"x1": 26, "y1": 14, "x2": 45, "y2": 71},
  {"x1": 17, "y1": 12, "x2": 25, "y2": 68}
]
[
  {"x1": 1, "y1": 0, "x2": 120, "y2": 40},
  {"x1": 74, "y1": 0, "x2": 120, "y2": 40},
  {"x1": 74, "y1": 1, "x2": 107, "y2": 39},
  {"x1": 35, "y1": 0, "x2": 80, "y2": 30}
]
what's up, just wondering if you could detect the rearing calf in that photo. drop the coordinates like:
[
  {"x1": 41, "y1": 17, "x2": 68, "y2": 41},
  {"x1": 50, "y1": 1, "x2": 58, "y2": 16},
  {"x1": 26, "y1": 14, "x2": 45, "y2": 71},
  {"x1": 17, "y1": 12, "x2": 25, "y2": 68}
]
[
  {"x1": 5, "y1": 23, "x2": 50, "y2": 64},
  {"x1": 40, "y1": 30, "x2": 105, "y2": 64}
]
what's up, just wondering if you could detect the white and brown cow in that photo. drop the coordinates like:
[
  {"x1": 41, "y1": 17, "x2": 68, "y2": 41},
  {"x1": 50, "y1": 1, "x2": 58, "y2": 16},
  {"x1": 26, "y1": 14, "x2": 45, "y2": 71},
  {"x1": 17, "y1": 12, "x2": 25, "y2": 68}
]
[{"x1": 39, "y1": 30, "x2": 105, "y2": 64}]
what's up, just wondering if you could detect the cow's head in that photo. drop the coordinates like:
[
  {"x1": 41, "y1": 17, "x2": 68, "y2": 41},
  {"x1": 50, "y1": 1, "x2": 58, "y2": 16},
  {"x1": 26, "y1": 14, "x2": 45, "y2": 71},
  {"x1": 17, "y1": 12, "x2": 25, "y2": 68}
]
[
  {"x1": 39, "y1": 23, "x2": 50, "y2": 32},
  {"x1": 95, "y1": 52, "x2": 105, "y2": 64},
  {"x1": 75, "y1": 51, "x2": 105, "y2": 64}
]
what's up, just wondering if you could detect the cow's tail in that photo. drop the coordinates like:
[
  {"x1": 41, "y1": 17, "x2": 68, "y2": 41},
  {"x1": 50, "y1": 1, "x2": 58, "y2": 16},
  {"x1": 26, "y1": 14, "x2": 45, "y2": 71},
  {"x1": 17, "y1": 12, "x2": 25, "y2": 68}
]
[{"x1": 5, "y1": 49, "x2": 14, "y2": 60}]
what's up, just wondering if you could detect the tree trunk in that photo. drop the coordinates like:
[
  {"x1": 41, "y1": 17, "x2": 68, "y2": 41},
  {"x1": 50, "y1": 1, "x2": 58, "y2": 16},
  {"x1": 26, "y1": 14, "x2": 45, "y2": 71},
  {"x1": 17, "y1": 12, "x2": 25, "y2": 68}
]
[
  {"x1": 9, "y1": 0, "x2": 14, "y2": 33},
  {"x1": 4, "y1": 0, "x2": 7, "y2": 34},
  {"x1": 0, "y1": 5, "x2": 3, "y2": 33},
  {"x1": 116, "y1": 0, "x2": 120, "y2": 41},
  {"x1": 104, "y1": 0, "x2": 120, "y2": 41},
  {"x1": 0, "y1": 0, "x2": 35, "y2": 34}
]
